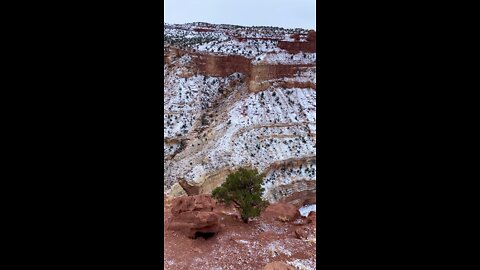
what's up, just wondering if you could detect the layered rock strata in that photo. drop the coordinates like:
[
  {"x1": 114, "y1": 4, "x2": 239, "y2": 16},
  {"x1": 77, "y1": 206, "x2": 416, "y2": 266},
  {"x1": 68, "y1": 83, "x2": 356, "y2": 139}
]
[{"x1": 164, "y1": 23, "x2": 316, "y2": 204}]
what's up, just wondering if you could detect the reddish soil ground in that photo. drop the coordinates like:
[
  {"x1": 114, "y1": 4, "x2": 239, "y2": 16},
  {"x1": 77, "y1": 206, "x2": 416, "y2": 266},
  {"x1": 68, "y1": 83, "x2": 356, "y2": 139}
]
[{"x1": 164, "y1": 196, "x2": 317, "y2": 270}]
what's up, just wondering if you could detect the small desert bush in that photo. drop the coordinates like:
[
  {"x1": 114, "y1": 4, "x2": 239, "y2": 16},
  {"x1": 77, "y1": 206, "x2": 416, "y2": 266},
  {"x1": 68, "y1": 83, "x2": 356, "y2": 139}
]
[{"x1": 212, "y1": 167, "x2": 268, "y2": 223}]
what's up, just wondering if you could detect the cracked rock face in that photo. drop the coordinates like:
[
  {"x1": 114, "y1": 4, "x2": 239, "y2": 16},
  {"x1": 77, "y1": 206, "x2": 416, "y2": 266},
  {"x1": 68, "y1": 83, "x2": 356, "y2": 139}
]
[
  {"x1": 168, "y1": 195, "x2": 220, "y2": 239},
  {"x1": 164, "y1": 23, "x2": 316, "y2": 204}
]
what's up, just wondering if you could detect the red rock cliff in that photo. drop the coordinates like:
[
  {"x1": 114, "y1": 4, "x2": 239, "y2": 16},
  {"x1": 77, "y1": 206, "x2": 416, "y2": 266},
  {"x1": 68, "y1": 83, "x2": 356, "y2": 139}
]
[
  {"x1": 190, "y1": 53, "x2": 251, "y2": 77},
  {"x1": 278, "y1": 30, "x2": 316, "y2": 54}
]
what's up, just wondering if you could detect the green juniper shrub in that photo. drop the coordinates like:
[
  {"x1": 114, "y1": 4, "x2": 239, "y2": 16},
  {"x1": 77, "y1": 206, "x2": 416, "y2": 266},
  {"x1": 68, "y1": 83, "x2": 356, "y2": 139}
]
[{"x1": 212, "y1": 167, "x2": 268, "y2": 223}]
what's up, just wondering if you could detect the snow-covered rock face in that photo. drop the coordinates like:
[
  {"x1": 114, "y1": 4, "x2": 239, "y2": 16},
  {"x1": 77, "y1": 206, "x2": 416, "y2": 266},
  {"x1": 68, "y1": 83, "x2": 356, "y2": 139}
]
[{"x1": 164, "y1": 23, "x2": 316, "y2": 204}]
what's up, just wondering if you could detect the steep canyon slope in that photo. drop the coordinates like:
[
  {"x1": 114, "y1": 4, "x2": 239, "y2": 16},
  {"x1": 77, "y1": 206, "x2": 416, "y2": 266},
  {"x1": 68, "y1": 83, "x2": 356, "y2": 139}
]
[{"x1": 164, "y1": 23, "x2": 316, "y2": 206}]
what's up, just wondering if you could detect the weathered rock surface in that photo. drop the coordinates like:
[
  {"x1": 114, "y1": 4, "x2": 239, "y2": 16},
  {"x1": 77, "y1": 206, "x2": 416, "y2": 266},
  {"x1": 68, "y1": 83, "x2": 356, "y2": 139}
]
[
  {"x1": 168, "y1": 211, "x2": 220, "y2": 239},
  {"x1": 171, "y1": 194, "x2": 215, "y2": 214},
  {"x1": 263, "y1": 203, "x2": 299, "y2": 222},
  {"x1": 294, "y1": 226, "x2": 316, "y2": 240},
  {"x1": 164, "y1": 193, "x2": 317, "y2": 270},
  {"x1": 167, "y1": 195, "x2": 219, "y2": 238},
  {"x1": 264, "y1": 261, "x2": 295, "y2": 270},
  {"x1": 213, "y1": 203, "x2": 242, "y2": 222}
]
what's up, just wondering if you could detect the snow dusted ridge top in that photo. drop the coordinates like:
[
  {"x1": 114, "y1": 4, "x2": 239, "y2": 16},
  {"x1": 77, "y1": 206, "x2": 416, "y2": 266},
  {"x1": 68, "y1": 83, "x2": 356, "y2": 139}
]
[
  {"x1": 164, "y1": 22, "x2": 316, "y2": 61},
  {"x1": 164, "y1": 22, "x2": 311, "y2": 38},
  {"x1": 164, "y1": 22, "x2": 316, "y2": 206}
]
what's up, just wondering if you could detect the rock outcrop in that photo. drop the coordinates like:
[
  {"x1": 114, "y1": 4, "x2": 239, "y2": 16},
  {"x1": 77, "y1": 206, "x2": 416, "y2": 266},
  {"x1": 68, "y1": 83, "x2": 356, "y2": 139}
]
[
  {"x1": 190, "y1": 53, "x2": 252, "y2": 78},
  {"x1": 294, "y1": 226, "x2": 316, "y2": 240},
  {"x1": 213, "y1": 203, "x2": 241, "y2": 222},
  {"x1": 167, "y1": 195, "x2": 220, "y2": 238},
  {"x1": 165, "y1": 48, "x2": 315, "y2": 93},
  {"x1": 277, "y1": 30, "x2": 316, "y2": 54},
  {"x1": 263, "y1": 203, "x2": 300, "y2": 222},
  {"x1": 164, "y1": 188, "x2": 317, "y2": 270}
]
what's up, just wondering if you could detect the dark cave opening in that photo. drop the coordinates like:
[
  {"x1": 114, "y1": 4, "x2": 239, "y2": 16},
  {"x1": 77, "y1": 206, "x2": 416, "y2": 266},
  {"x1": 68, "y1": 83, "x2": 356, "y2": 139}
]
[{"x1": 194, "y1": 231, "x2": 215, "y2": 239}]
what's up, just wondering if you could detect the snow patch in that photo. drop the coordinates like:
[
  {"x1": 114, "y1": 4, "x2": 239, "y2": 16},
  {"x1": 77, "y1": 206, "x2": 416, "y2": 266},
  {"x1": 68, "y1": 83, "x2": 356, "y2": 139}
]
[
  {"x1": 287, "y1": 259, "x2": 316, "y2": 270},
  {"x1": 299, "y1": 204, "x2": 316, "y2": 217}
]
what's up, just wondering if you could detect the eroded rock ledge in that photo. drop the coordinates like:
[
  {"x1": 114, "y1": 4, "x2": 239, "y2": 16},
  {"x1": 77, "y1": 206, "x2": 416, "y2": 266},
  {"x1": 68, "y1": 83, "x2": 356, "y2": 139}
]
[{"x1": 164, "y1": 23, "x2": 316, "y2": 204}]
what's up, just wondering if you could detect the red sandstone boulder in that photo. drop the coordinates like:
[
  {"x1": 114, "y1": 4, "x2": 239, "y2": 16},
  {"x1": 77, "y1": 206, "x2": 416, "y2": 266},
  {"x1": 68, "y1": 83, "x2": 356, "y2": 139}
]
[
  {"x1": 264, "y1": 261, "x2": 295, "y2": 270},
  {"x1": 294, "y1": 226, "x2": 315, "y2": 240},
  {"x1": 171, "y1": 194, "x2": 216, "y2": 216},
  {"x1": 263, "y1": 203, "x2": 299, "y2": 222},
  {"x1": 214, "y1": 203, "x2": 242, "y2": 222},
  {"x1": 168, "y1": 211, "x2": 220, "y2": 238},
  {"x1": 168, "y1": 195, "x2": 219, "y2": 238}
]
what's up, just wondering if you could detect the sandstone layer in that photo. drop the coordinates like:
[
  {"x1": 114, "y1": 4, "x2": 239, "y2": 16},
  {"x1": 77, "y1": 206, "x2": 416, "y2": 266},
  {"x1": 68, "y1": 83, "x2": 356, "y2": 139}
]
[{"x1": 164, "y1": 23, "x2": 316, "y2": 205}]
